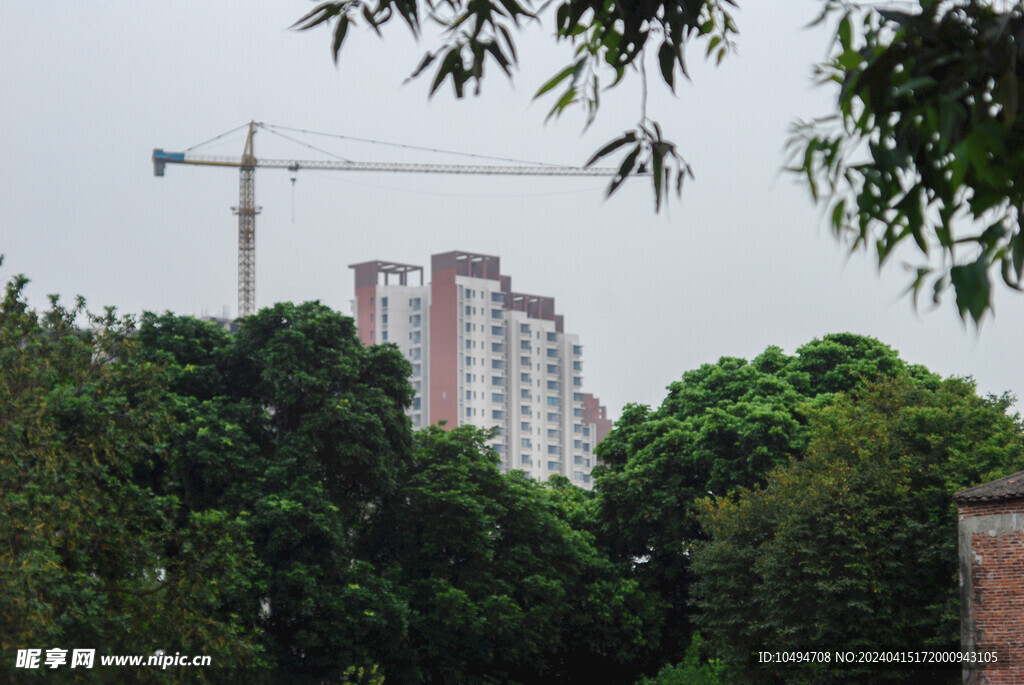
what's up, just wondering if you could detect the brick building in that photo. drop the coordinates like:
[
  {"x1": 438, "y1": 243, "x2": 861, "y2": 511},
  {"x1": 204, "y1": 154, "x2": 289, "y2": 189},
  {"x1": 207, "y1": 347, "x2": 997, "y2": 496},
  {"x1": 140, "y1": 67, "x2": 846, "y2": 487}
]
[{"x1": 955, "y1": 470, "x2": 1024, "y2": 683}]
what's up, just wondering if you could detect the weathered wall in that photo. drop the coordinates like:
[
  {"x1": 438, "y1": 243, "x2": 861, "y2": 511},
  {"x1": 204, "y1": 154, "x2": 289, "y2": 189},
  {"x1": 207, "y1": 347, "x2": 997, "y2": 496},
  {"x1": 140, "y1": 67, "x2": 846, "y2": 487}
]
[{"x1": 958, "y1": 503, "x2": 1024, "y2": 684}]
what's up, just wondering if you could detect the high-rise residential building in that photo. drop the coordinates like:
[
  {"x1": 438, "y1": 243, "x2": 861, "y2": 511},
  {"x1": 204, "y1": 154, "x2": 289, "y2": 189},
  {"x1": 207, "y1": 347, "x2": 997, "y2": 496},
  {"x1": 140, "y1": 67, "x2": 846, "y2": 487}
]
[{"x1": 350, "y1": 250, "x2": 608, "y2": 489}]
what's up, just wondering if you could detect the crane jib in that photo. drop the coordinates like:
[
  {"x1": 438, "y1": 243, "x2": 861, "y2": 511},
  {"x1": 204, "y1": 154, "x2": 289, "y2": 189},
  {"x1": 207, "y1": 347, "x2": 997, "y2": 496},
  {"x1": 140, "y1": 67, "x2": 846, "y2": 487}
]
[{"x1": 152, "y1": 148, "x2": 631, "y2": 177}]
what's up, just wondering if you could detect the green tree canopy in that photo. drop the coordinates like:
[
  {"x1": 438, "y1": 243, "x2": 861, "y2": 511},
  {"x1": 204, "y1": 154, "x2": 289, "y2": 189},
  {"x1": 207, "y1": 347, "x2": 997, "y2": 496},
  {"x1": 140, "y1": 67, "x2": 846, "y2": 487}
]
[
  {"x1": 692, "y1": 376, "x2": 1024, "y2": 683},
  {"x1": 0, "y1": 277, "x2": 259, "y2": 681},
  {"x1": 362, "y1": 424, "x2": 663, "y2": 683},
  {"x1": 593, "y1": 333, "x2": 938, "y2": 671},
  {"x1": 138, "y1": 303, "x2": 416, "y2": 680}
]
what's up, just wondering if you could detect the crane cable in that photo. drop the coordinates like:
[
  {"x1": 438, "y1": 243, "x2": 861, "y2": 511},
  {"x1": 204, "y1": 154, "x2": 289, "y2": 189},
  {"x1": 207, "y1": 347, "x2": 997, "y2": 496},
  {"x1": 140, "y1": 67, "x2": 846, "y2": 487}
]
[{"x1": 261, "y1": 123, "x2": 565, "y2": 167}]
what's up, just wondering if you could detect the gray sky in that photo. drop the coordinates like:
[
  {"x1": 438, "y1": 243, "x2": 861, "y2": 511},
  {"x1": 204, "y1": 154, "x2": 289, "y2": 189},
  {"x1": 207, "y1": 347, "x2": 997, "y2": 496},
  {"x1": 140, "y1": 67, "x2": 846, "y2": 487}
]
[{"x1": 4, "y1": 1, "x2": 1024, "y2": 418}]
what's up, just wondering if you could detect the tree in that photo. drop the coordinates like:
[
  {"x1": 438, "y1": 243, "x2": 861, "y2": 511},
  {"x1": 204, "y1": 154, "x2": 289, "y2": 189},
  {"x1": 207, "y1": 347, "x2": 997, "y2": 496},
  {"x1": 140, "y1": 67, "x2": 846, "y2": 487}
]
[
  {"x1": 592, "y1": 334, "x2": 931, "y2": 671},
  {"x1": 0, "y1": 275, "x2": 259, "y2": 681},
  {"x1": 295, "y1": 0, "x2": 1024, "y2": 322},
  {"x1": 362, "y1": 425, "x2": 663, "y2": 683},
  {"x1": 138, "y1": 303, "x2": 416, "y2": 681},
  {"x1": 691, "y1": 376, "x2": 1024, "y2": 683}
]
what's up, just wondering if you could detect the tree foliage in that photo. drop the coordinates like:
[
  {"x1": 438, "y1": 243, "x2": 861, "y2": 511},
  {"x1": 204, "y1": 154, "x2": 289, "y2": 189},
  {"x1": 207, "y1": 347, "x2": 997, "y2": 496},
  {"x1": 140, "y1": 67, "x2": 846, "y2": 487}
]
[
  {"x1": 139, "y1": 303, "x2": 415, "y2": 681},
  {"x1": 792, "y1": 0, "x2": 1024, "y2": 323},
  {"x1": 692, "y1": 376, "x2": 1024, "y2": 683},
  {"x1": 0, "y1": 276, "x2": 259, "y2": 681},
  {"x1": 593, "y1": 333, "x2": 941, "y2": 671}
]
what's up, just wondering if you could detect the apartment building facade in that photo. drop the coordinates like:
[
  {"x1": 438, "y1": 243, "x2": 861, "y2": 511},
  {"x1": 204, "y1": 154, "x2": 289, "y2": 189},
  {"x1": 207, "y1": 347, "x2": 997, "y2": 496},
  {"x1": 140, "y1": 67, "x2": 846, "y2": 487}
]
[{"x1": 350, "y1": 251, "x2": 607, "y2": 488}]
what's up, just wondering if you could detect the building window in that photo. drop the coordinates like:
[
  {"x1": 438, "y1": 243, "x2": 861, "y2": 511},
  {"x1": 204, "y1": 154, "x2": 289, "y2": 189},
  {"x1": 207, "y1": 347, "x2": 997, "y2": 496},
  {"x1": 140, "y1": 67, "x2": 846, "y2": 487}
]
[
  {"x1": 466, "y1": 322, "x2": 472, "y2": 332},
  {"x1": 381, "y1": 313, "x2": 388, "y2": 324},
  {"x1": 520, "y1": 323, "x2": 530, "y2": 334},
  {"x1": 583, "y1": 443, "x2": 590, "y2": 452},
  {"x1": 521, "y1": 455, "x2": 532, "y2": 465},
  {"x1": 547, "y1": 364, "x2": 559, "y2": 374},
  {"x1": 574, "y1": 377, "x2": 583, "y2": 387},
  {"x1": 466, "y1": 372, "x2": 473, "y2": 383},
  {"x1": 493, "y1": 444, "x2": 505, "y2": 454},
  {"x1": 574, "y1": 424, "x2": 582, "y2": 433},
  {"x1": 573, "y1": 345, "x2": 583, "y2": 355},
  {"x1": 410, "y1": 347, "x2": 421, "y2": 360},
  {"x1": 520, "y1": 356, "x2": 530, "y2": 366},
  {"x1": 520, "y1": 421, "x2": 531, "y2": 431},
  {"x1": 410, "y1": 297, "x2": 421, "y2": 311},
  {"x1": 573, "y1": 361, "x2": 582, "y2": 371},
  {"x1": 521, "y1": 437, "x2": 532, "y2": 448},
  {"x1": 491, "y1": 376, "x2": 503, "y2": 386},
  {"x1": 574, "y1": 392, "x2": 584, "y2": 402},
  {"x1": 492, "y1": 291, "x2": 504, "y2": 303},
  {"x1": 466, "y1": 340, "x2": 473, "y2": 349},
  {"x1": 491, "y1": 309, "x2": 502, "y2": 319},
  {"x1": 547, "y1": 380, "x2": 559, "y2": 391},
  {"x1": 411, "y1": 331, "x2": 421, "y2": 343},
  {"x1": 465, "y1": 305, "x2": 473, "y2": 316},
  {"x1": 575, "y1": 455, "x2": 584, "y2": 465},
  {"x1": 583, "y1": 426, "x2": 590, "y2": 437},
  {"x1": 465, "y1": 355, "x2": 473, "y2": 365},
  {"x1": 492, "y1": 359, "x2": 504, "y2": 370},
  {"x1": 548, "y1": 461, "x2": 560, "y2": 471},
  {"x1": 521, "y1": 405, "x2": 532, "y2": 416},
  {"x1": 520, "y1": 340, "x2": 531, "y2": 350},
  {"x1": 520, "y1": 372, "x2": 531, "y2": 383},
  {"x1": 520, "y1": 388, "x2": 530, "y2": 399},
  {"x1": 410, "y1": 314, "x2": 421, "y2": 327},
  {"x1": 546, "y1": 348, "x2": 558, "y2": 358},
  {"x1": 574, "y1": 439, "x2": 582, "y2": 449},
  {"x1": 381, "y1": 297, "x2": 388, "y2": 308},
  {"x1": 412, "y1": 364, "x2": 421, "y2": 378},
  {"x1": 466, "y1": 407, "x2": 473, "y2": 417},
  {"x1": 412, "y1": 397, "x2": 421, "y2": 410},
  {"x1": 491, "y1": 325, "x2": 503, "y2": 336},
  {"x1": 574, "y1": 408, "x2": 583, "y2": 417},
  {"x1": 547, "y1": 428, "x2": 560, "y2": 440},
  {"x1": 547, "y1": 412, "x2": 560, "y2": 423},
  {"x1": 547, "y1": 396, "x2": 560, "y2": 407},
  {"x1": 546, "y1": 331, "x2": 557, "y2": 342},
  {"x1": 492, "y1": 393, "x2": 504, "y2": 403},
  {"x1": 492, "y1": 410, "x2": 504, "y2": 420},
  {"x1": 491, "y1": 342, "x2": 503, "y2": 353},
  {"x1": 381, "y1": 331, "x2": 388, "y2": 341}
]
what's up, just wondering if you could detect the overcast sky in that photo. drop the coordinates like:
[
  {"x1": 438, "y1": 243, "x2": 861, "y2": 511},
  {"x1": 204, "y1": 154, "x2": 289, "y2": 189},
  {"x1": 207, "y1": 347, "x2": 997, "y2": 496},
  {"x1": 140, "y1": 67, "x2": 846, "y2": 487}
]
[{"x1": 4, "y1": 1, "x2": 1024, "y2": 418}]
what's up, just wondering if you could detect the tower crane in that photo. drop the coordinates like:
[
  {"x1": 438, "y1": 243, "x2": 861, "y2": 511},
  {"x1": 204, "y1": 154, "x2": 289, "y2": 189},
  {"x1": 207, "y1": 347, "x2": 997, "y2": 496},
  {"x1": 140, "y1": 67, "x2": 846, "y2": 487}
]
[{"x1": 153, "y1": 121, "x2": 629, "y2": 318}]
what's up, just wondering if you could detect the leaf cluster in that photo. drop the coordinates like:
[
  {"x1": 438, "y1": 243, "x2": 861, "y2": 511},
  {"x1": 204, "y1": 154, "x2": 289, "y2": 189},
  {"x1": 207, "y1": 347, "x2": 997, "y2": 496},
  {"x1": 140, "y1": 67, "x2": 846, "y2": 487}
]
[
  {"x1": 793, "y1": 0, "x2": 1024, "y2": 323},
  {"x1": 295, "y1": 0, "x2": 733, "y2": 209}
]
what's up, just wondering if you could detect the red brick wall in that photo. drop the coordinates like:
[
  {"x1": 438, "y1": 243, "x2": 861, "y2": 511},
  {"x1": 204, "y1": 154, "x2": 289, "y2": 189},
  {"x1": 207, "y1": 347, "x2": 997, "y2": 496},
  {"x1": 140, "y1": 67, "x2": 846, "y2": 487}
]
[
  {"x1": 961, "y1": 501, "x2": 1024, "y2": 518},
  {"x1": 959, "y1": 499, "x2": 1024, "y2": 683}
]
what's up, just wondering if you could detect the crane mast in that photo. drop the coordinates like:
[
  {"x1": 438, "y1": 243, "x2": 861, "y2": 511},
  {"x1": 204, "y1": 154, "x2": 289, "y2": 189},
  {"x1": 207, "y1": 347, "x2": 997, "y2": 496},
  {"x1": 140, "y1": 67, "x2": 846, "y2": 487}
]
[{"x1": 153, "y1": 121, "x2": 627, "y2": 317}]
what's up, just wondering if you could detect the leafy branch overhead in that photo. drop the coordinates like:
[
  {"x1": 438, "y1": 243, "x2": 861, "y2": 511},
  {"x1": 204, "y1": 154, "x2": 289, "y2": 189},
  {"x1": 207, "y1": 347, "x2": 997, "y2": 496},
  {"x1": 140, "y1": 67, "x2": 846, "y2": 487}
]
[
  {"x1": 792, "y1": 0, "x2": 1024, "y2": 323},
  {"x1": 293, "y1": 0, "x2": 736, "y2": 208}
]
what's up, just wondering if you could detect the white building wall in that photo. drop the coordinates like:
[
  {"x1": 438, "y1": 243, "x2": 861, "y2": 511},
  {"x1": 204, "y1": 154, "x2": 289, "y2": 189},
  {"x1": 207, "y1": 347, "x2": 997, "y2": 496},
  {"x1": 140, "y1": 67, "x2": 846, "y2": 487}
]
[{"x1": 373, "y1": 284, "x2": 430, "y2": 429}]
